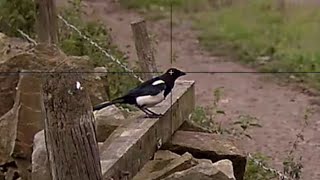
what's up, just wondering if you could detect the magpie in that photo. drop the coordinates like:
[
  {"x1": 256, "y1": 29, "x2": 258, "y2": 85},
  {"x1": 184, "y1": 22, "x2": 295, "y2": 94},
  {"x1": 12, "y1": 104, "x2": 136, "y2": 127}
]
[{"x1": 93, "y1": 68, "x2": 186, "y2": 118}]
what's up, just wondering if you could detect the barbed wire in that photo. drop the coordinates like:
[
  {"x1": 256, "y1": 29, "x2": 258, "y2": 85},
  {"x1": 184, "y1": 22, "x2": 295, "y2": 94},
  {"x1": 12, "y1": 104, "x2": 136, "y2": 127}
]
[
  {"x1": 16, "y1": 15, "x2": 144, "y2": 82},
  {"x1": 15, "y1": 14, "x2": 298, "y2": 180},
  {"x1": 248, "y1": 153, "x2": 291, "y2": 180},
  {"x1": 57, "y1": 15, "x2": 144, "y2": 83},
  {"x1": 16, "y1": 29, "x2": 38, "y2": 45}
]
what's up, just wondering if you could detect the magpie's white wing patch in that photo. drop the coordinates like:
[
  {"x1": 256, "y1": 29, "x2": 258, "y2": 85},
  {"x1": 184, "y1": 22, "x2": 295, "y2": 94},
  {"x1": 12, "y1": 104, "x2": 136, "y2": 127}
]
[
  {"x1": 152, "y1": 80, "x2": 165, "y2": 86},
  {"x1": 136, "y1": 90, "x2": 165, "y2": 107}
]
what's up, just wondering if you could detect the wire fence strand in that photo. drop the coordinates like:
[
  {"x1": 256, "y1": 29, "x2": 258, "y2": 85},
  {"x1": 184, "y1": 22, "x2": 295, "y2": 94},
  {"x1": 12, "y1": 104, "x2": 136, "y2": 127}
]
[
  {"x1": 57, "y1": 15, "x2": 144, "y2": 83},
  {"x1": 248, "y1": 153, "x2": 291, "y2": 180},
  {"x1": 17, "y1": 29, "x2": 37, "y2": 45}
]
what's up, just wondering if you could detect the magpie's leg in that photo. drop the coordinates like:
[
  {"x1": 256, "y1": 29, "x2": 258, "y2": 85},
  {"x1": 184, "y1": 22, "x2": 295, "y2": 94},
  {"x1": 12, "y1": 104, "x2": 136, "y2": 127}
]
[
  {"x1": 136, "y1": 106, "x2": 152, "y2": 116},
  {"x1": 137, "y1": 106, "x2": 161, "y2": 118},
  {"x1": 145, "y1": 108, "x2": 162, "y2": 117}
]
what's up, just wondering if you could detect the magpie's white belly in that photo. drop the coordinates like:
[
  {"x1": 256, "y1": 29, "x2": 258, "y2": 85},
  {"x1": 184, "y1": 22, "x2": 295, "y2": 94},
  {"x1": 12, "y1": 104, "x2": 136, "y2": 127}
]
[{"x1": 136, "y1": 91, "x2": 165, "y2": 107}]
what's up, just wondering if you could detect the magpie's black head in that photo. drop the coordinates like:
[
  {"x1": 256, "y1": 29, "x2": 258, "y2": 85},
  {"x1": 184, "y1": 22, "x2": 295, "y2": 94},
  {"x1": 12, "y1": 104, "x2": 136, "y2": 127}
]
[{"x1": 164, "y1": 68, "x2": 186, "y2": 79}]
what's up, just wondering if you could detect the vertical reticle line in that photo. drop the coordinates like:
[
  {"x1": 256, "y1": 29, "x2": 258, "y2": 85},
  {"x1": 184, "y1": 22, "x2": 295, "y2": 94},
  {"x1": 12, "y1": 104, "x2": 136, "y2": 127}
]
[{"x1": 170, "y1": 1, "x2": 173, "y2": 121}]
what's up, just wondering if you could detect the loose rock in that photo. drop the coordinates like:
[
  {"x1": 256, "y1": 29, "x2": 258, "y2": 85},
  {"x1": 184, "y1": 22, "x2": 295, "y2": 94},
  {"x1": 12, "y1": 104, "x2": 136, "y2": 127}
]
[
  {"x1": 163, "y1": 159, "x2": 235, "y2": 180},
  {"x1": 153, "y1": 150, "x2": 181, "y2": 161},
  {"x1": 0, "y1": 92, "x2": 20, "y2": 165},
  {"x1": 133, "y1": 152, "x2": 197, "y2": 180},
  {"x1": 31, "y1": 130, "x2": 50, "y2": 180},
  {"x1": 93, "y1": 105, "x2": 126, "y2": 142},
  {"x1": 163, "y1": 130, "x2": 246, "y2": 180}
]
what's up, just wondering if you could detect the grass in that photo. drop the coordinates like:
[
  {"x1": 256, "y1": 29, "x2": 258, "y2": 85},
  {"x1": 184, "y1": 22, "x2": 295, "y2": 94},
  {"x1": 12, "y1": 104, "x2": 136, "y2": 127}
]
[
  {"x1": 194, "y1": 0, "x2": 320, "y2": 89},
  {"x1": 119, "y1": 0, "x2": 320, "y2": 90},
  {"x1": 119, "y1": 0, "x2": 212, "y2": 12}
]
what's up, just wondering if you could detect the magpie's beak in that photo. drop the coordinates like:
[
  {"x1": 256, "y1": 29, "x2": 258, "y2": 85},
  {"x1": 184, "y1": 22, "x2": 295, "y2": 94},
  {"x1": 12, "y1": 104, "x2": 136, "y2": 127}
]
[{"x1": 180, "y1": 71, "x2": 186, "y2": 76}]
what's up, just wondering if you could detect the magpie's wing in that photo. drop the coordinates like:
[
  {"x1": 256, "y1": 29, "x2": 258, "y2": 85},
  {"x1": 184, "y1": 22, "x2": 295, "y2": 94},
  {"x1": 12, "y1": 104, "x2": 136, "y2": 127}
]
[
  {"x1": 134, "y1": 77, "x2": 161, "y2": 89},
  {"x1": 126, "y1": 78, "x2": 166, "y2": 97}
]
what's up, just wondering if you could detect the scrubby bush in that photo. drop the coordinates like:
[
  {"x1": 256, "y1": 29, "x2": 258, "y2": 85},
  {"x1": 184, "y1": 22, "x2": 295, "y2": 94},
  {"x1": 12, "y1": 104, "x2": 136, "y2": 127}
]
[
  {"x1": 0, "y1": 0, "x2": 35, "y2": 37},
  {"x1": 0, "y1": 0, "x2": 139, "y2": 99}
]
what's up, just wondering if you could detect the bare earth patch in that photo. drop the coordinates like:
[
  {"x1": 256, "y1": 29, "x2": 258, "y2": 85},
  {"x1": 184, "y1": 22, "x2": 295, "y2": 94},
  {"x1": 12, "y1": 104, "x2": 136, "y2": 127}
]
[{"x1": 77, "y1": 0, "x2": 320, "y2": 179}]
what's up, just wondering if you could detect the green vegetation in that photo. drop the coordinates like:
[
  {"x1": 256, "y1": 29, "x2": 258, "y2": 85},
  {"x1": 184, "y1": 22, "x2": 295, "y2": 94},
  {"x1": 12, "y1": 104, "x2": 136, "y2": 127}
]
[
  {"x1": 0, "y1": 0, "x2": 312, "y2": 179},
  {"x1": 189, "y1": 92, "x2": 275, "y2": 180},
  {"x1": 189, "y1": 87, "x2": 225, "y2": 133},
  {"x1": 58, "y1": 0, "x2": 139, "y2": 99},
  {"x1": 244, "y1": 154, "x2": 277, "y2": 180},
  {"x1": 120, "y1": 0, "x2": 320, "y2": 90},
  {"x1": 190, "y1": 88, "x2": 262, "y2": 138},
  {"x1": 188, "y1": 88, "x2": 272, "y2": 179},
  {"x1": 0, "y1": 0, "x2": 139, "y2": 99},
  {"x1": 189, "y1": 87, "x2": 308, "y2": 180},
  {"x1": 195, "y1": 0, "x2": 320, "y2": 89},
  {"x1": 0, "y1": 0, "x2": 35, "y2": 37},
  {"x1": 119, "y1": 0, "x2": 211, "y2": 12}
]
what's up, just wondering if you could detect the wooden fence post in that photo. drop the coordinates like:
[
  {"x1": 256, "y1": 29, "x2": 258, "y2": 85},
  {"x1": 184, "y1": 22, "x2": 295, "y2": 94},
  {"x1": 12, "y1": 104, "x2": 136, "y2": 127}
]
[
  {"x1": 131, "y1": 19, "x2": 158, "y2": 80},
  {"x1": 41, "y1": 72, "x2": 102, "y2": 180},
  {"x1": 276, "y1": 0, "x2": 286, "y2": 12},
  {"x1": 35, "y1": 0, "x2": 58, "y2": 44}
]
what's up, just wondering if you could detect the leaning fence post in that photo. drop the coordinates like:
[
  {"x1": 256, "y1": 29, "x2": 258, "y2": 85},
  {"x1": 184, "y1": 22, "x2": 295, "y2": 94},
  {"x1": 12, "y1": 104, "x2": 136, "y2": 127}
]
[
  {"x1": 34, "y1": 0, "x2": 58, "y2": 44},
  {"x1": 276, "y1": 0, "x2": 286, "y2": 13},
  {"x1": 41, "y1": 72, "x2": 102, "y2": 180},
  {"x1": 131, "y1": 19, "x2": 158, "y2": 80}
]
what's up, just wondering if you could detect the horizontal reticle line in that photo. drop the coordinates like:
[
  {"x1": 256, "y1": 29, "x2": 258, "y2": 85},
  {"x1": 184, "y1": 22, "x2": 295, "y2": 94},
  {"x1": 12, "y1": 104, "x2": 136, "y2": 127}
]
[{"x1": 1, "y1": 71, "x2": 320, "y2": 74}]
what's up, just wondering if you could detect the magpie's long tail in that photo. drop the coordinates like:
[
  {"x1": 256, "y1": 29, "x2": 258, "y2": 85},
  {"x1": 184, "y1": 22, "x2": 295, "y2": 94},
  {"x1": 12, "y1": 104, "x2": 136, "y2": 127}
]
[{"x1": 93, "y1": 98, "x2": 124, "y2": 111}]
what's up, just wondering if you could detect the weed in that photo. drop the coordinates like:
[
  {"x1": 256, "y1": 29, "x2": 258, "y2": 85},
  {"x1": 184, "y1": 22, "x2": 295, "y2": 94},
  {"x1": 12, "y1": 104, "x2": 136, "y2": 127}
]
[
  {"x1": 282, "y1": 107, "x2": 312, "y2": 180},
  {"x1": 189, "y1": 106, "x2": 207, "y2": 124},
  {"x1": 190, "y1": 87, "x2": 261, "y2": 139},
  {"x1": 190, "y1": 89, "x2": 311, "y2": 180},
  {"x1": 244, "y1": 153, "x2": 277, "y2": 180},
  {"x1": 231, "y1": 114, "x2": 262, "y2": 139},
  {"x1": 189, "y1": 87, "x2": 226, "y2": 133},
  {"x1": 191, "y1": 91, "x2": 311, "y2": 179},
  {"x1": 283, "y1": 155, "x2": 303, "y2": 180}
]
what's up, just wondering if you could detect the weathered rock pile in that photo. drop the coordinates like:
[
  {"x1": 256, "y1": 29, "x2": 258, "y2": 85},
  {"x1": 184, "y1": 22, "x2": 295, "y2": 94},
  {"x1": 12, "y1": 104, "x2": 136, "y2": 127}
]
[
  {"x1": 0, "y1": 32, "x2": 110, "y2": 179},
  {"x1": 31, "y1": 130, "x2": 247, "y2": 180},
  {"x1": 134, "y1": 150, "x2": 236, "y2": 180},
  {"x1": 131, "y1": 129, "x2": 247, "y2": 180},
  {"x1": 162, "y1": 130, "x2": 246, "y2": 180},
  {"x1": 0, "y1": 32, "x2": 247, "y2": 180}
]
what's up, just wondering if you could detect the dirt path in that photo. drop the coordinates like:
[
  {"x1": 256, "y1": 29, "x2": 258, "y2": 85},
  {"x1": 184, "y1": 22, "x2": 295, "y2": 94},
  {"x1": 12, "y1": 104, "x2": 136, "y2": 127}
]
[{"x1": 82, "y1": 0, "x2": 320, "y2": 179}]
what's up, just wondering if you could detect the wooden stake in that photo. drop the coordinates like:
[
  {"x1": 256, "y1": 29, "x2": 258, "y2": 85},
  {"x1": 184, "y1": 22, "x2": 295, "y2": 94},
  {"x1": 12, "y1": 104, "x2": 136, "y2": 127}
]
[
  {"x1": 35, "y1": 0, "x2": 58, "y2": 44},
  {"x1": 41, "y1": 72, "x2": 102, "y2": 180},
  {"x1": 131, "y1": 19, "x2": 158, "y2": 80}
]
